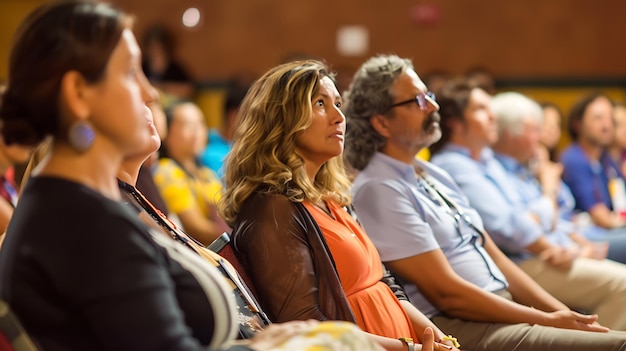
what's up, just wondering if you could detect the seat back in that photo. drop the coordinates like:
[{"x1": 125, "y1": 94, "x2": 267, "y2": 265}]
[
  {"x1": 0, "y1": 300, "x2": 38, "y2": 351},
  {"x1": 208, "y1": 232, "x2": 259, "y2": 298}
]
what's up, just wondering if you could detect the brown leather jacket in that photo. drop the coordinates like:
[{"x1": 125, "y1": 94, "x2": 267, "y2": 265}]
[{"x1": 231, "y1": 191, "x2": 408, "y2": 324}]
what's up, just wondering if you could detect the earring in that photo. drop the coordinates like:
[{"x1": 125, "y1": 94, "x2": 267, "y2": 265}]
[{"x1": 68, "y1": 120, "x2": 95, "y2": 152}]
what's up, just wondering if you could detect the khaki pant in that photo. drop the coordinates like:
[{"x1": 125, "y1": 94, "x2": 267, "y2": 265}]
[
  {"x1": 519, "y1": 257, "x2": 626, "y2": 331},
  {"x1": 433, "y1": 313, "x2": 626, "y2": 351}
]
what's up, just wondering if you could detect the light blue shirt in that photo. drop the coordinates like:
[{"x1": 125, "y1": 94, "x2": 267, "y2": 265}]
[
  {"x1": 494, "y1": 153, "x2": 576, "y2": 249},
  {"x1": 431, "y1": 144, "x2": 544, "y2": 259},
  {"x1": 352, "y1": 152, "x2": 508, "y2": 318}
]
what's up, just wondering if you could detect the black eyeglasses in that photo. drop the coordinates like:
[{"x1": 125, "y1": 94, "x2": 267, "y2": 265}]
[{"x1": 387, "y1": 91, "x2": 437, "y2": 112}]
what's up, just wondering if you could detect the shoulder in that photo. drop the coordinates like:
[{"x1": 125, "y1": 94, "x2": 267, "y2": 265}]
[
  {"x1": 353, "y1": 173, "x2": 407, "y2": 200},
  {"x1": 231, "y1": 192, "x2": 311, "y2": 250},
  {"x1": 234, "y1": 191, "x2": 303, "y2": 230},
  {"x1": 155, "y1": 158, "x2": 182, "y2": 171},
  {"x1": 560, "y1": 145, "x2": 586, "y2": 165},
  {"x1": 353, "y1": 155, "x2": 409, "y2": 195},
  {"x1": 7, "y1": 178, "x2": 157, "y2": 264},
  {"x1": 431, "y1": 150, "x2": 472, "y2": 166},
  {"x1": 154, "y1": 159, "x2": 186, "y2": 181},
  {"x1": 431, "y1": 151, "x2": 480, "y2": 175}
]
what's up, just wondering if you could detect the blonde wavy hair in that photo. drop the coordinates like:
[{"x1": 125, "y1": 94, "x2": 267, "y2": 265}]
[{"x1": 219, "y1": 60, "x2": 351, "y2": 226}]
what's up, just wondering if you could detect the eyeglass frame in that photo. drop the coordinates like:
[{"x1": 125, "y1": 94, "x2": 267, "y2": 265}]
[{"x1": 386, "y1": 91, "x2": 437, "y2": 112}]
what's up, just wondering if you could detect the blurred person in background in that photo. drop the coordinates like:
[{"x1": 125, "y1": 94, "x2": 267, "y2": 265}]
[
  {"x1": 141, "y1": 24, "x2": 194, "y2": 101},
  {"x1": 609, "y1": 102, "x2": 626, "y2": 178},
  {"x1": 539, "y1": 102, "x2": 564, "y2": 162},
  {"x1": 465, "y1": 66, "x2": 496, "y2": 95},
  {"x1": 200, "y1": 82, "x2": 249, "y2": 178},
  {"x1": 538, "y1": 100, "x2": 626, "y2": 260},
  {"x1": 561, "y1": 93, "x2": 626, "y2": 229},
  {"x1": 0, "y1": 87, "x2": 32, "y2": 234},
  {"x1": 154, "y1": 101, "x2": 228, "y2": 245},
  {"x1": 135, "y1": 100, "x2": 170, "y2": 216}
]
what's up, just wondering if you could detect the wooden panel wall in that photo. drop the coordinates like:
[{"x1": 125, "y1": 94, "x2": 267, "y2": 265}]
[
  {"x1": 109, "y1": 0, "x2": 626, "y2": 82},
  {"x1": 2, "y1": 0, "x2": 626, "y2": 83}
]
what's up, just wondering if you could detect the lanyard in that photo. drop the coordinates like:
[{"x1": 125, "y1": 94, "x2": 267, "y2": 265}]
[{"x1": 415, "y1": 167, "x2": 508, "y2": 288}]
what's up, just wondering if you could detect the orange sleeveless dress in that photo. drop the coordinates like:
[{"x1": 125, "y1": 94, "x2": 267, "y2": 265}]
[{"x1": 303, "y1": 201, "x2": 418, "y2": 341}]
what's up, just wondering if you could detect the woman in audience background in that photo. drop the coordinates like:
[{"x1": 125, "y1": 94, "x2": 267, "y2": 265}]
[
  {"x1": 539, "y1": 102, "x2": 564, "y2": 162},
  {"x1": 220, "y1": 60, "x2": 459, "y2": 351},
  {"x1": 141, "y1": 24, "x2": 195, "y2": 100},
  {"x1": 536, "y1": 102, "x2": 578, "y2": 222},
  {"x1": 154, "y1": 100, "x2": 228, "y2": 245},
  {"x1": 0, "y1": 2, "x2": 393, "y2": 350}
]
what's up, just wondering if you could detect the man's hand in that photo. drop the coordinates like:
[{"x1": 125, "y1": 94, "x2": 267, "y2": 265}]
[
  {"x1": 546, "y1": 310, "x2": 609, "y2": 333},
  {"x1": 539, "y1": 245, "x2": 578, "y2": 270},
  {"x1": 579, "y1": 241, "x2": 609, "y2": 260}
]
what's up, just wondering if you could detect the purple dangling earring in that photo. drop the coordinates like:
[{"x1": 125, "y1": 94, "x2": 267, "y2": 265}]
[{"x1": 68, "y1": 120, "x2": 95, "y2": 152}]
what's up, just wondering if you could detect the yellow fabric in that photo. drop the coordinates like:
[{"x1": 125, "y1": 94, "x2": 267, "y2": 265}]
[
  {"x1": 153, "y1": 158, "x2": 223, "y2": 217},
  {"x1": 416, "y1": 148, "x2": 430, "y2": 161}
]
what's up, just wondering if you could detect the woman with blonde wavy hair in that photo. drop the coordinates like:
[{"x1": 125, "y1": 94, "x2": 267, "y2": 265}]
[{"x1": 220, "y1": 60, "x2": 458, "y2": 351}]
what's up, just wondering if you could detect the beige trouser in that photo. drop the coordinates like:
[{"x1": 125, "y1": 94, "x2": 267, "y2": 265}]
[
  {"x1": 432, "y1": 313, "x2": 626, "y2": 351},
  {"x1": 519, "y1": 257, "x2": 626, "y2": 331}
]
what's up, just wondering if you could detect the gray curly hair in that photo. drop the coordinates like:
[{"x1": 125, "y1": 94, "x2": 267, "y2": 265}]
[{"x1": 343, "y1": 54, "x2": 413, "y2": 170}]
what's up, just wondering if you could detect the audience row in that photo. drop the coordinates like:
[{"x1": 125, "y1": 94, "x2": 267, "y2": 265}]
[{"x1": 1, "y1": 1, "x2": 626, "y2": 351}]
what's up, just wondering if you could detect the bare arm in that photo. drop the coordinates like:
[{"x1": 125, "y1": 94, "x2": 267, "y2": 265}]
[
  {"x1": 589, "y1": 203, "x2": 626, "y2": 229},
  {"x1": 387, "y1": 249, "x2": 548, "y2": 323},
  {"x1": 482, "y1": 231, "x2": 568, "y2": 311},
  {"x1": 400, "y1": 300, "x2": 446, "y2": 342},
  {"x1": 386, "y1": 247, "x2": 606, "y2": 332}
]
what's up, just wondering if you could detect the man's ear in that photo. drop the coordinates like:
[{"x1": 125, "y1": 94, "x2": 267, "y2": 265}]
[
  {"x1": 59, "y1": 70, "x2": 91, "y2": 122},
  {"x1": 370, "y1": 114, "x2": 391, "y2": 138}
]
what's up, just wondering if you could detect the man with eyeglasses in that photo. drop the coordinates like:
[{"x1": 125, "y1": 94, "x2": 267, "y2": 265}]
[{"x1": 343, "y1": 54, "x2": 626, "y2": 351}]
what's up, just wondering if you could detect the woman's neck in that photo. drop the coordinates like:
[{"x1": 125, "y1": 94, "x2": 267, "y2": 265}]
[
  {"x1": 117, "y1": 158, "x2": 145, "y2": 187},
  {"x1": 39, "y1": 144, "x2": 123, "y2": 200},
  {"x1": 303, "y1": 160, "x2": 322, "y2": 185}
]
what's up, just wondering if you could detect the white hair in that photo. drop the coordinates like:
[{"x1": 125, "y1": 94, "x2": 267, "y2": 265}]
[{"x1": 491, "y1": 92, "x2": 542, "y2": 136}]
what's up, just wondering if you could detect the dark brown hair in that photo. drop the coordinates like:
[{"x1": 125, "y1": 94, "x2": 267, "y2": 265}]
[
  {"x1": 0, "y1": 0, "x2": 132, "y2": 146},
  {"x1": 429, "y1": 77, "x2": 478, "y2": 155},
  {"x1": 567, "y1": 91, "x2": 614, "y2": 141}
]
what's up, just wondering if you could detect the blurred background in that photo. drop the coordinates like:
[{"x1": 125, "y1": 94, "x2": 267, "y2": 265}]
[{"x1": 2, "y1": 0, "x2": 626, "y2": 148}]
